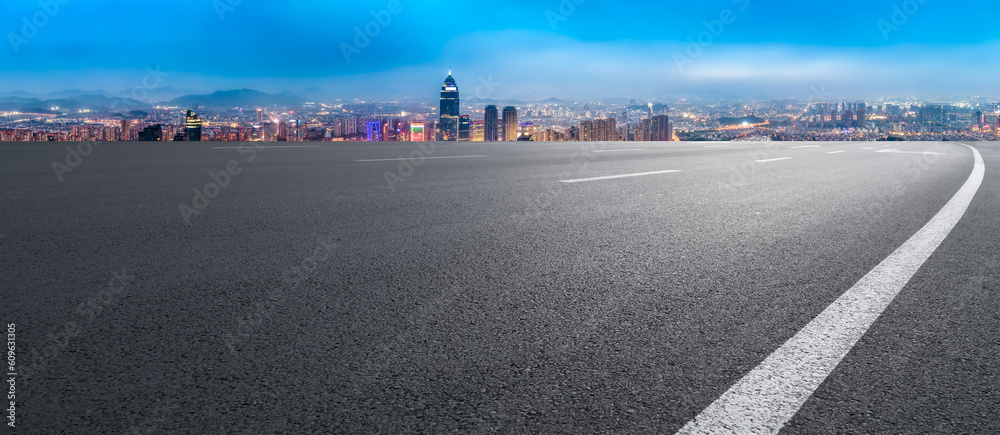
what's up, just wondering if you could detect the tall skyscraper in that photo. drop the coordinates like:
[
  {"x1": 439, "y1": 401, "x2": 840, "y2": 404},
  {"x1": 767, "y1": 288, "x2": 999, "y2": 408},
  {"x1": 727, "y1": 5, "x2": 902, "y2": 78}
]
[
  {"x1": 976, "y1": 110, "x2": 985, "y2": 129},
  {"x1": 579, "y1": 120, "x2": 594, "y2": 141},
  {"x1": 256, "y1": 108, "x2": 263, "y2": 124},
  {"x1": 484, "y1": 105, "x2": 499, "y2": 141},
  {"x1": 185, "y1": 110, "x2": 202, "y2": 142},
  {"x1": 439, "y1": 71, "x2": 460, "y2": 141},
  {"x1": 856, "y1": 102, "x2": 867, "y2": 129},
  {"x1": 651, "y1": 115, "x2": 671, "y2": 141},
  {"x1": 502, "y1": 106, "x2": 518, "y2": 141},
  {"x1": 459, "y1": 115, "x2": 470, "y2": 141}
]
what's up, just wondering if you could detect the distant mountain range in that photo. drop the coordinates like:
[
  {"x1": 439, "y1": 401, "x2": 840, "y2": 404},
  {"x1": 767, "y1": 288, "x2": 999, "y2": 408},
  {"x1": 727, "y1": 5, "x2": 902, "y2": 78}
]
[
  {"x1": 169, "y1": 89, "x2": 304, "y2": 108},
  {"x1": 0, "y1": 94, "x2": 144, "y2": 112}
]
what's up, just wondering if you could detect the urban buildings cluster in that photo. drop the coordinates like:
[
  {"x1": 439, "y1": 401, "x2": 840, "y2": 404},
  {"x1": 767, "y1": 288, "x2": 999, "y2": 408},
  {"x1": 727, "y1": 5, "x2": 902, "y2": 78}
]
[{"x1": 2, "y1": 72, "x2": 999, "y2": 143}]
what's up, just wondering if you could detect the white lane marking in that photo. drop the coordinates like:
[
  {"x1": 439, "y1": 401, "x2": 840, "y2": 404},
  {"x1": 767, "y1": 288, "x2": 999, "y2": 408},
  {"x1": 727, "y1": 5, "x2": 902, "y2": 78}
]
[
  {"x1": 755, "y1": 157, "x2": 792, "y2": 163},
  {"x1": 876, "y1": 149, "x2": 946, "y2": 156},
  {"x1": 704, "y1": 145, "x2": 731, "y2": 148},
  {"x1": 789, "y1": 145, "x2": 820, "y2": 149},
  {"x1": 826, "y1": 151, "x2": 847, "y2": 154},
  {"x1": 560, "y1": 170, "x2": 680, "y2": 183},
  {"x1": 861, "y1": 147, "x2": 873, "y2": 150},
  {"x1": 355, "y1": 155, "x2": 488, "y2": 162},
  {"x1": 211, "y1": 145, "x2": 321, "y2": 149},
  {"x1": 594, "y1": 149, "x2": 648, "y2": 153},
  {"x1": 676, "y1": 144, "x2": 985, "y2": 435}
]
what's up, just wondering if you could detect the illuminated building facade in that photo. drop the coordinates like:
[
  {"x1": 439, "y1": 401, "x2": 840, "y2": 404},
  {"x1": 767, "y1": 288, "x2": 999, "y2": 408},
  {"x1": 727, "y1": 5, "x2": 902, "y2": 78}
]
[
  {"x1": 502, "y1": 106, "x2": 517, "y2": 141},
  {"x1": 439, "y1": 71, "x2": 460, "y2": 141}
]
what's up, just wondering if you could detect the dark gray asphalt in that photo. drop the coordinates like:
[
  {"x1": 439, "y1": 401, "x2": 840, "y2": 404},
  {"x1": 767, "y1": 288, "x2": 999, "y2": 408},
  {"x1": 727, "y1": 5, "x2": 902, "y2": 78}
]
[{"x1": 1, "y1": 141, "x2": 997, "y2": 434}]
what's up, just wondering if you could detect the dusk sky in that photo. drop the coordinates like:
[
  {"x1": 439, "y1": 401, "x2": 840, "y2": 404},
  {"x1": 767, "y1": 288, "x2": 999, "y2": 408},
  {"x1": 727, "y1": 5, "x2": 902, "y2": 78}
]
[{"x1": 3, "y1": 0, "x2": 999, "y2": 101}]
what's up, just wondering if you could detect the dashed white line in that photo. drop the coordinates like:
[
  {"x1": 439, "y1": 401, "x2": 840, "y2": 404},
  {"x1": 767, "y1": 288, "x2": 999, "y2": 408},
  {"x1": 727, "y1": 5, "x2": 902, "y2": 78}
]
[
  {"x1": 211, "y1": 145, "x2": 321, "y2": 149},
  {"x1": 560, "y1": 170, "x2": 680, "y2": 183},
  {"x1": 676, "y1": 144, "x2": 985, "y2": 435},
  {"x1": 594, "y1": 149, "x2": 647, "y2": 153},
  {"x1": 876, "y1": 149, "x2": 946, "y2": 156},
  {"x1": 355, "y1": 155, "x2": 488, "y2": 162},
  {"x1": 861, "y1": 147, "x2": 873, "y2": 150},
  {"x1": 789, "y1": 145, "x2": 820, "y2": 149},
  {"x1": 755, "y1": 157, "x2": 792, "y2": 163},
  {"x1": 826, "y1": 151, "x2": 847, "y2": 154}
]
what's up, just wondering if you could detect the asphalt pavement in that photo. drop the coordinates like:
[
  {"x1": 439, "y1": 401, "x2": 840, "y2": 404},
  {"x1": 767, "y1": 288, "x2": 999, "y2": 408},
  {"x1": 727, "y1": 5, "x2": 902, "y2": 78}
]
[{"x1": 1, "y1": 140, "x2": 997, "y2": 434}]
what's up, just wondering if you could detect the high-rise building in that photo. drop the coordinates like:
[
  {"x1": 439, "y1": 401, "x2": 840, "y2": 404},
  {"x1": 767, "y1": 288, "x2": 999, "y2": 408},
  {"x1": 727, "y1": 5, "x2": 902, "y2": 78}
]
[
  {"x1": 185, "y1": 110, "x2": 202, "y2": 142},
  {"x1": 439, "y1": 71, "x2": 460, "y2": 141},
  {"x1": 502, "y1": 106, "x2": 518, "y2": 141},
  {"x1": 256, "y1": 108, "x2": 263, "y2": 124},
  {"x1": 976, "y1": 110, "x2": 985, "y2": 129},
  {"x1": 366, "y1": 120, "x2": 383, "y2": 141},
  {"x1": 120, "y1": 119, "x2": 132, "y2": 141},
  {"x1": 651, "y1": 115, "x2": 671, "y2": 141},
  {"x1": 484, "y1": 105, "x2": 499, "y2": 141},
  {"x1": 471, "y1": 120, "x2": 485, "y2": 141},
  {"x1": 410, "y1": 123, "x2": 425, "y2": 142},
  {"x1": 459, "y1": 115, "x2": 470, "y2": 141},
  {"x1": 579, "y1": 120, "x2": 594, "y2": 141},
  {"x1": 856, "y1": 103, "x2": 866, "y2": 129},
  {"x1": 841, "y1": 109, "x2": 854, "y2": 128}
]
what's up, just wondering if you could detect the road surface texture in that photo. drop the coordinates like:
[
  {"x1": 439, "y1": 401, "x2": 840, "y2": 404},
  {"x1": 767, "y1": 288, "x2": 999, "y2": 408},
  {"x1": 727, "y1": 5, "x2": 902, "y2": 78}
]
[{"x1": 2, "y1": 141, "x2": 998, "y2": 434}]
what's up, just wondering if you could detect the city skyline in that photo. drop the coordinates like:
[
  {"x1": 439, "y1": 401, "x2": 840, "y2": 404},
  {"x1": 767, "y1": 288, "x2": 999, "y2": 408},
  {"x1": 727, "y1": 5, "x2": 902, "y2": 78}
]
[{"x1": 3, "y1": 1, "x2": 1000, "y2": 100}]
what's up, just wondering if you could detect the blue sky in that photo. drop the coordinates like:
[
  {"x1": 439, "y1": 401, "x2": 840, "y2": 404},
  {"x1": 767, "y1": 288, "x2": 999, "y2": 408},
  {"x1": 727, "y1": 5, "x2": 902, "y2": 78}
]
[{"x1": 2, "y1": 0, "x2": 999, "y2": 100}]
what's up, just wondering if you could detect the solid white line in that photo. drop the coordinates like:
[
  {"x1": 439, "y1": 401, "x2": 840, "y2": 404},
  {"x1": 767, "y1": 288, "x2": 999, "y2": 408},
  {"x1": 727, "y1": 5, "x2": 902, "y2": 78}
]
[
  {"x1": 594, "y1": 149, "x2": 647, "y2": 153},
  {"x1": 560, "y1": 170, "x2": 680, "y2": 183},
  {"x1": 826, "y1": 151, "x2": 847, "y2": 154},
  {"x1": 676, "y1": 144, "x2": 984, "y2": 435},
  {"x1": 789, "y1": 145, "x2": 820, "y2": 149},
  {"x1": 355, "y1": 155, "x2": 487, "y2": 162},
  {"x1": 755, "y1": 157, "x2": 792, "y2": 163},
  {"x1": 876, "y1": 149, "x2": 946, "y2": 155},
  {"x1": 211, "y1": 145, "x2": 321, "y2": 149}
]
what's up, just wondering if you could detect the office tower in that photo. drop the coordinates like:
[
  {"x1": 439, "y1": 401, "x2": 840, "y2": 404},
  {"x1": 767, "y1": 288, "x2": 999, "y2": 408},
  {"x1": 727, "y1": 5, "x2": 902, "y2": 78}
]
[
  {"x1": 459, "y1": 115, "x2": 470, "y2": 141},
  {"x1": 185, "y1": 110, "x2": 202, "y2": 142},
  {"x1": 138, "y1": 124, "x2": 162, "y2": 141},
  {"x1": 471, "y1": 120, "x2": 484, "y2": 141},
  {"x1": 502, "y1": 106, "x2": 518, "y2": 141},
  {"x1": 439, "y1": 71, "x2": 460, "y2": 141},
  {"x1": 995, "y1": 114, "x2": 1000, "y2": 134},
  {"x1": 856, "y1": 103, "x2": 867, "y2": 128},
  {"x1": 484, "y1": 105, "x2": 499, "y2": 141},
  {"x1": 256, "y1": 108, "x2": 263, "y2": 124},
  {"x1": 976, "y1": 110, "x2": 985, "y2": 129},
  {"x1": 651, "y1": 115, "x2": 671, "y2": 141},
  {"x1": 425, "y1": 121, "x2": 437, "y2": 142},
  {"x1": 410, "y1": 123, "x2": 425, "y2": 141}
]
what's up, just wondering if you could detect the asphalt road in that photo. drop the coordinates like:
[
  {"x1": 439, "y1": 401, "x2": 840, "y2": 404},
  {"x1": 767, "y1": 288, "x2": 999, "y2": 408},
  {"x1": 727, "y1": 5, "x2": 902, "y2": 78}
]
[{"x1": 1, "y1": 140, "x2": 998, "y2": 434}]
